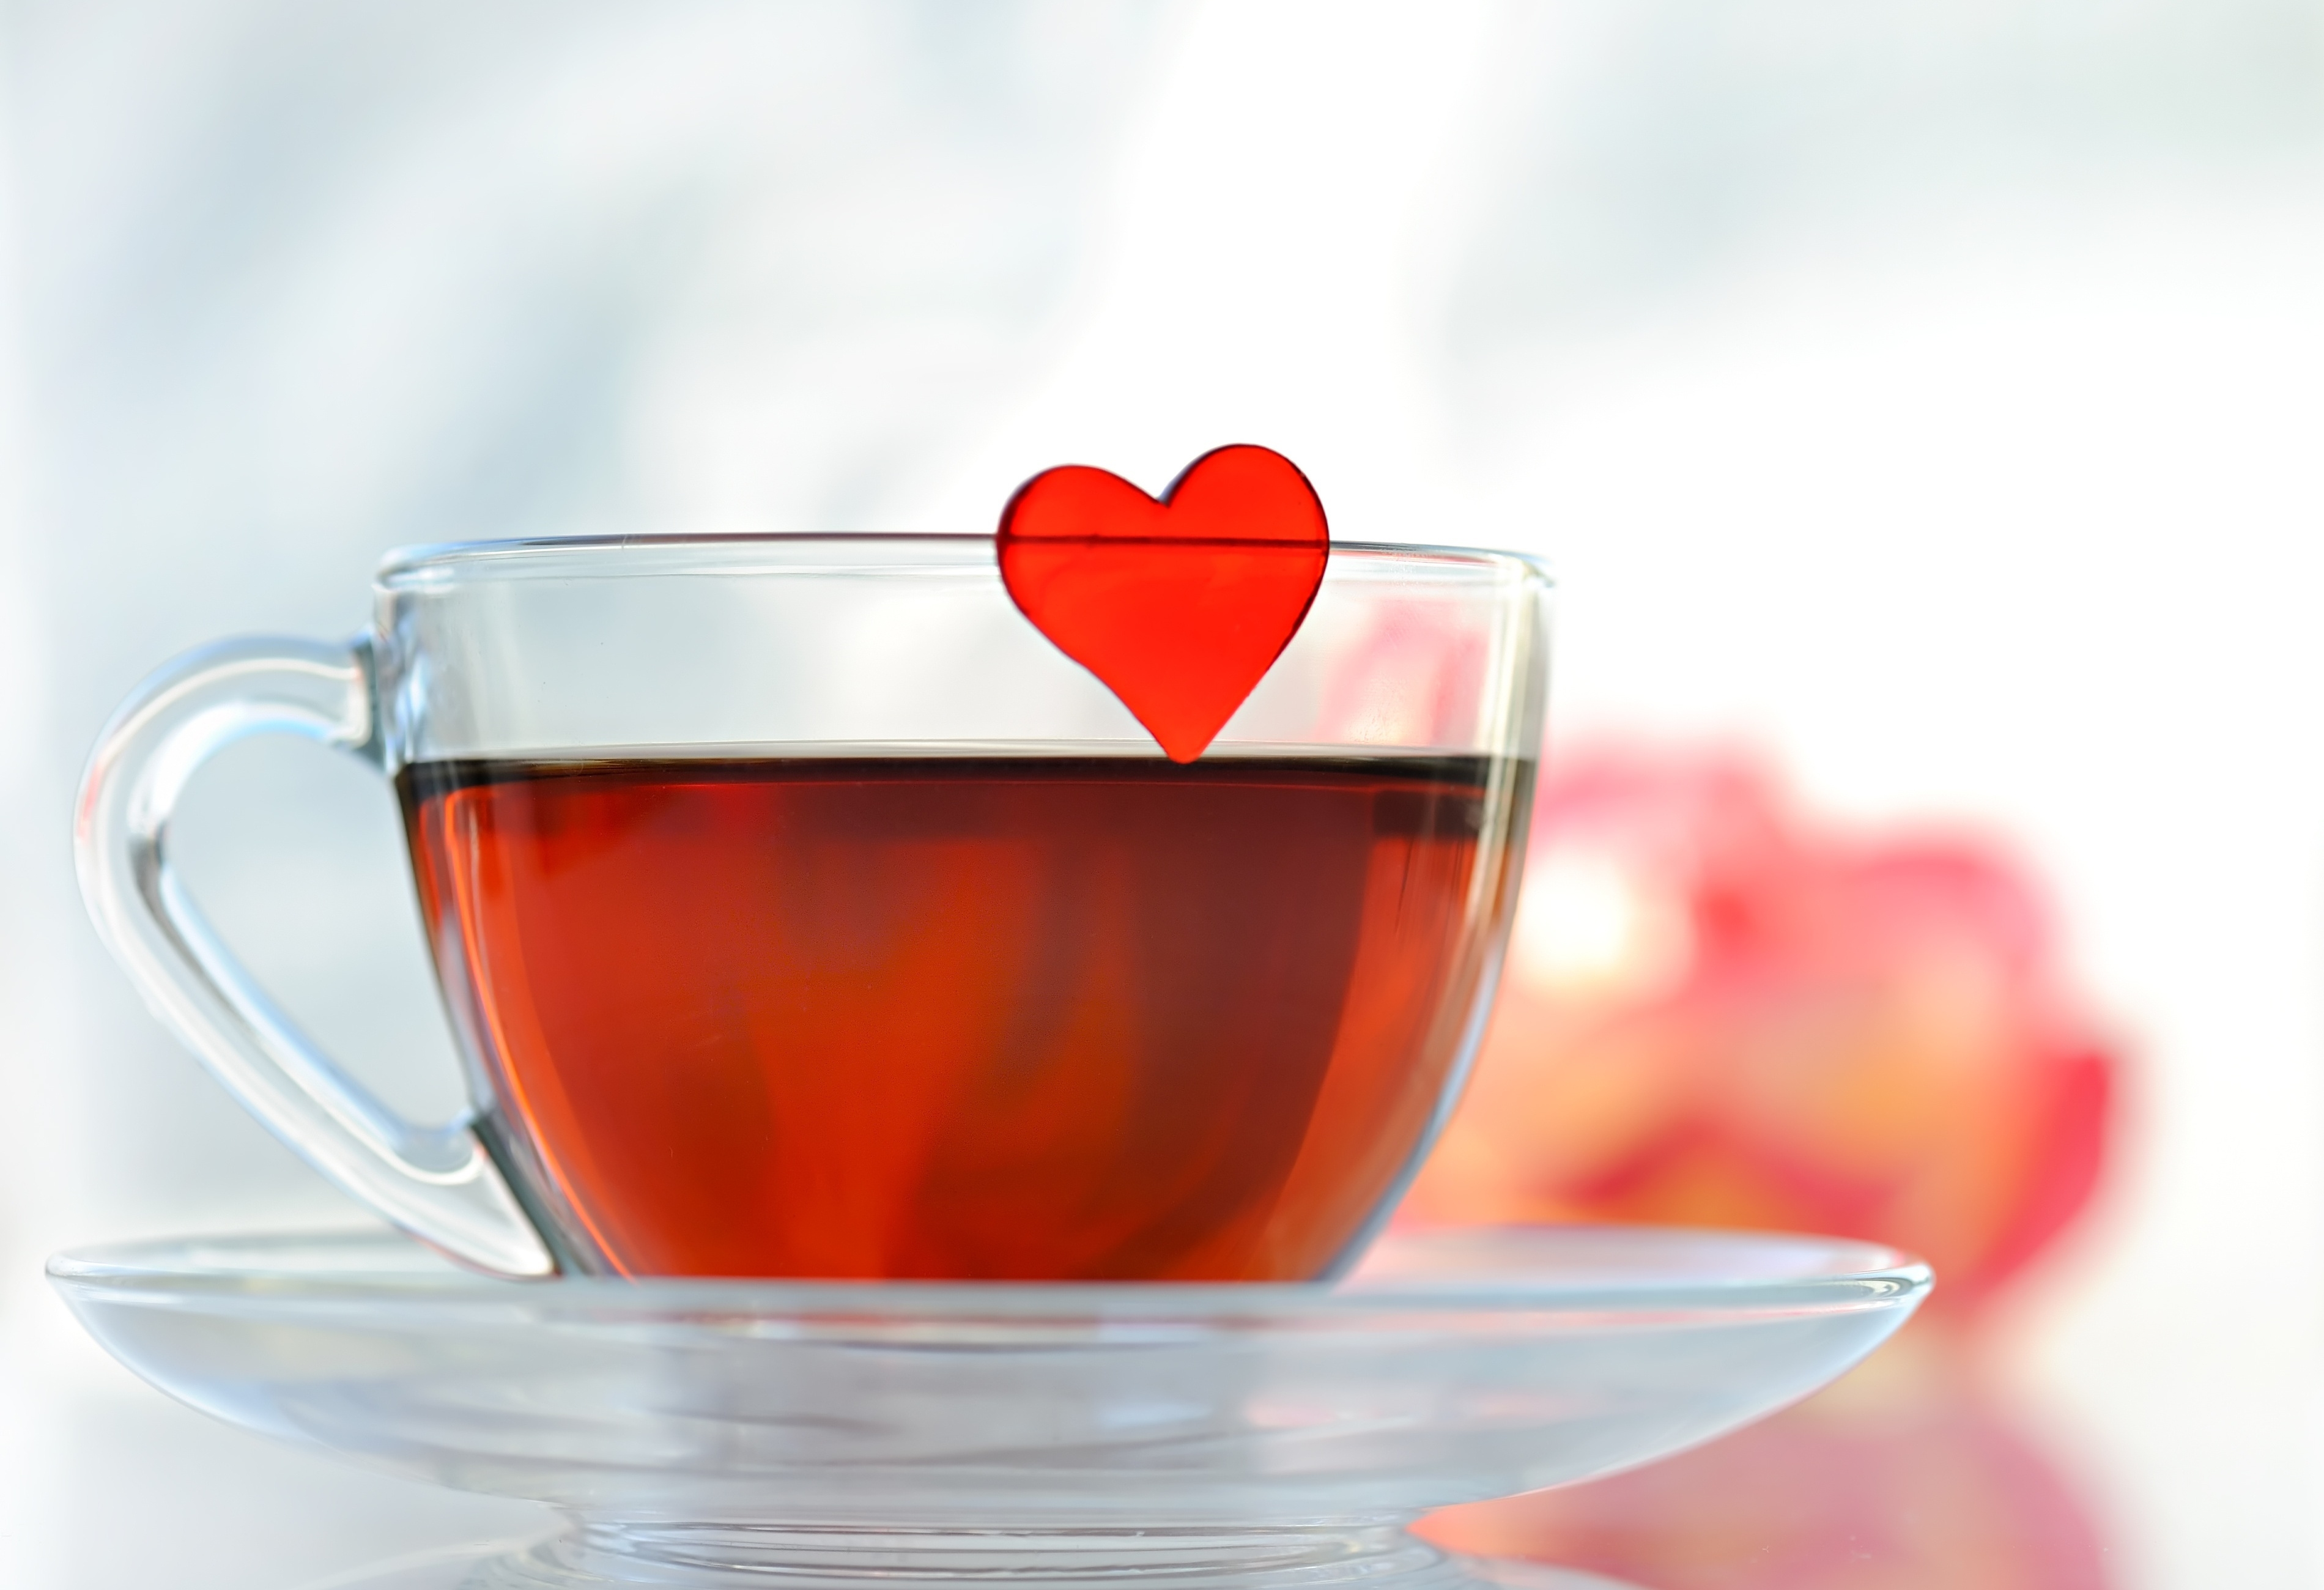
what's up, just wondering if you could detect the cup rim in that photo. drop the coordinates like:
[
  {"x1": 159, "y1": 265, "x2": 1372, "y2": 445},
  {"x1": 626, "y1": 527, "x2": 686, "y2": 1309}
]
[{"x1": 375, "y1": 532, "x2": 1552, "y2": 590}]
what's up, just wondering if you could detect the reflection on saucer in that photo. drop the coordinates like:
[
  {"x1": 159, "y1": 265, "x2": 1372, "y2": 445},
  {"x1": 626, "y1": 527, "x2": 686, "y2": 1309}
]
[{"x1": 1419, "y1": 1326, "x2": 2111, "y2": 1590}]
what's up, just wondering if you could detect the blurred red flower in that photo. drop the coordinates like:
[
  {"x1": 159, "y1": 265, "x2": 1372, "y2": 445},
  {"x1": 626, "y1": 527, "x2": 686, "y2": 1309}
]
[{"x1": 1402, "y1": 742, "x2": 2117, "y2": 1317}]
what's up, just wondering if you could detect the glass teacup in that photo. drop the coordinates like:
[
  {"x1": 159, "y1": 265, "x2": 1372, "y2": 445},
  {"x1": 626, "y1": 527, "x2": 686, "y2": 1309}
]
[{"x1": 76, "y1": 535, "x2": 1547, "y2": 1280}]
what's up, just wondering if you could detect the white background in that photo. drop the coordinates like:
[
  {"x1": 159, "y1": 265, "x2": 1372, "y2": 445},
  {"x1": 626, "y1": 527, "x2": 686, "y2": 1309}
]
[{"x1": 1, "y1": 3, "x2": 2320, "y2": 1584}]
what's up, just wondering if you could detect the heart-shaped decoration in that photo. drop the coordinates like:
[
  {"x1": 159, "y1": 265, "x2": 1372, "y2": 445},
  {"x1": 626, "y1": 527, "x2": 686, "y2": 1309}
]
[{"x1": 997, "y1": 445, "x2": 1329, "y2": 763}]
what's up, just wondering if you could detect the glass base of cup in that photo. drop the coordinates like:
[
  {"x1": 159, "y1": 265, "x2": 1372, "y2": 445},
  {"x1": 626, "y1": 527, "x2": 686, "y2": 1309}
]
[
  {"x1": 322, "y1": 1526, "x2": 1644, "y2": 1590},
  {"x1": 544, "y1": 1520, "x2": 1443, "y2": 1588}
]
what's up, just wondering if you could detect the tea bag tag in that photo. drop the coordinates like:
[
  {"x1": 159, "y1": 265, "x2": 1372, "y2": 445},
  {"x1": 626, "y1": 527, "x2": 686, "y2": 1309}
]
[{"x1": 997, "y1": 445, "x2": 1329, "y2": 763}]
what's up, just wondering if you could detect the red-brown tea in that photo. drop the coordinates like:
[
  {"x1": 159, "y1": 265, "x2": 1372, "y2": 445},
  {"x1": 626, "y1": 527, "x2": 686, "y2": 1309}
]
[{"x1": 400, "y1": 755, "x2": 1510, "y2": 1281}]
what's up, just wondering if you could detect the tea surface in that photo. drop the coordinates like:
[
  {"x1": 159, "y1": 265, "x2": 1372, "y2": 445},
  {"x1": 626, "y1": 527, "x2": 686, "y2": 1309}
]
[{"x1": 401, "y1": 755, "x2": 1508, "y2": 1280}]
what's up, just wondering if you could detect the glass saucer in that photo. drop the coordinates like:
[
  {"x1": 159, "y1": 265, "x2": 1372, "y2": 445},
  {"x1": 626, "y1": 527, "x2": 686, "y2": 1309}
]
[{"x1": 50, "y1": 1225, "x2": 1926, "y2": 1589}]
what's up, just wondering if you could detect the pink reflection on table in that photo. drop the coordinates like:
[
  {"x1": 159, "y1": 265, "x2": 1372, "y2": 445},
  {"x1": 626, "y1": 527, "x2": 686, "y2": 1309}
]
[{"x1": 1422, "y1": 1329, "x2": 2110, "y2": 1590}]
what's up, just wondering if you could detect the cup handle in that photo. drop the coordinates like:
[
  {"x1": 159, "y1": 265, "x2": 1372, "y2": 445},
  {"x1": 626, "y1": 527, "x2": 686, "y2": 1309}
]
[{"x1": 74, "y1": 635, "x2": 557, "y2": 1278}]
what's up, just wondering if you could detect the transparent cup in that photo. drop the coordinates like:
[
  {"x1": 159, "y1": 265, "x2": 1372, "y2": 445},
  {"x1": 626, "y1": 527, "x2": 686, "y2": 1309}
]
[{"x1": 76, "y1": 535, "x2": 1549, "y2": 1281}]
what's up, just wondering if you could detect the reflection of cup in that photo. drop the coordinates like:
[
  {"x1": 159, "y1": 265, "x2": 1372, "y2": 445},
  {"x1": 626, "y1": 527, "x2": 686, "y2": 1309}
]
[{"x1": 77, "y1": 536, "x2": 1548, "y2": 1281}]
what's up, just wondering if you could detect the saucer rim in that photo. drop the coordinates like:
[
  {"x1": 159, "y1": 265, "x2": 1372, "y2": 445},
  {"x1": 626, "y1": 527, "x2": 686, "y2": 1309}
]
[{"x1": 48, "y1": 1222, "x2": 1932, "y2": 1326}]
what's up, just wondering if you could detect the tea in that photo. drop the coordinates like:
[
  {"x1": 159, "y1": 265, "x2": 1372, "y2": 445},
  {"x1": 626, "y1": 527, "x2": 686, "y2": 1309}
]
[{"x1": 400, "y1": 753, "x2": 1511, "y2": 1281}]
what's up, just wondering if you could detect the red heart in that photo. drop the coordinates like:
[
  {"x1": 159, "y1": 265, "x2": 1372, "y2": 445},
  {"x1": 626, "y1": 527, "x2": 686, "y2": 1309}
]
[{"x1": 997, "y1": 445, "x2": 1330, "y2": 763}]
